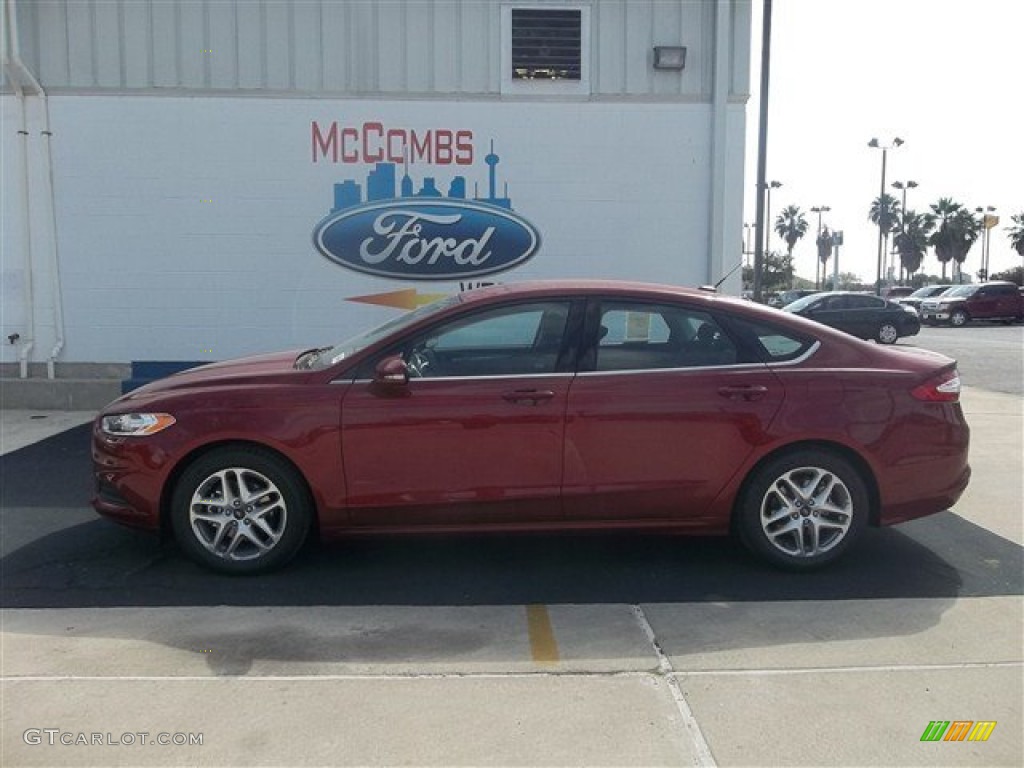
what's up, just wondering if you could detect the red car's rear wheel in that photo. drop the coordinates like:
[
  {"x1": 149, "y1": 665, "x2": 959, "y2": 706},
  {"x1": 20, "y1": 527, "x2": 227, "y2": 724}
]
[{"x1": 737, "y1": 450, "x2": 869, "y2": 570}]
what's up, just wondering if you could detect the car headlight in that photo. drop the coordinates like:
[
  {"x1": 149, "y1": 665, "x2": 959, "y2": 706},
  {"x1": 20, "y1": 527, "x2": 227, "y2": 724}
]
[{"x1": 101, "y1": 413, "x2": 177, "y2": 436}]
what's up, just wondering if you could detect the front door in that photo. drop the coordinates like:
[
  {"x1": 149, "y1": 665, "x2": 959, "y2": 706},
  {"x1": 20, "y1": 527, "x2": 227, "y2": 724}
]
[{"x1": 340, "y1": 300, "x2": 578, "y2": 526}]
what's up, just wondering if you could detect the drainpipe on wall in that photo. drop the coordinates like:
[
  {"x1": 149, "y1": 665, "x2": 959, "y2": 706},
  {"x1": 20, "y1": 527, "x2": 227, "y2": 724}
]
[
  {"x1": 4, "y1": 0, "x2": 63, "y2": 378},
  {"x1": 2, "y1": 0, "x2": 38, "y2": 378},
  {"x1": 706, "y1": 0, "x2": 730, "y2": 287},
  {"x1": 41, "y1": 96, "x2": 64, "y2": 379}
]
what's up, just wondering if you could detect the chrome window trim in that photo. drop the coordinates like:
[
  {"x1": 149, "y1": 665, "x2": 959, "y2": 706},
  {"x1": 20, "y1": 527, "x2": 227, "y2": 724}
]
[
  {"x1": 341, "y1": 342, "x2": 821, "y2": 383},
  {"x1": 351, "y1": 372, "x2": 576, "y2": 384},
  {"x1": 576, "y1": 362, "x2": 765, "y2": 378},
  {"x1": 577, "y1": 340, "x2": 820, "y2": 377},
  {"x1": 766, "y1": 340, "x2": 821, "y2": 367}
]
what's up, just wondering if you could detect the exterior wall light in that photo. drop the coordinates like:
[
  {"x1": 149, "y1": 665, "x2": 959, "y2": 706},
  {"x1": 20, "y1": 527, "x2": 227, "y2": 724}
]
[{"x1": 653, "y1": 46, "x2": 687, "y2": 70}]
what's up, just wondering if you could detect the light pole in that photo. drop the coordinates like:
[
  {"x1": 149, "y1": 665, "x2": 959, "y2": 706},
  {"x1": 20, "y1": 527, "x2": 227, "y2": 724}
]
[
  {"x1": 763, "y1": 180, "x2": 782, "y2": 256},
  {"x1": 811, "y1": 205, "x2": 831, "y2": 289},
  {"x1": 975, "y1": 206, "x2": 996, "y2": 280},
  {"x1": 831, "y1": 230, "x2": 843, "y2": 290},
  {"x1": 868, "y1": 137, "x2": 904, "y2": 294},
  {"x1": 892, "y1": 180, "x2": 917, "y2": 283},
  {"x1": 743, "y1": 223, "x2": 756, "y2": 268}
]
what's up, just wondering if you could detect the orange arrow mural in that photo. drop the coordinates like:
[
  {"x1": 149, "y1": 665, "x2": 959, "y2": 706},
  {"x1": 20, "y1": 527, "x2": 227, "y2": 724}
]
[{"x1": 346, "y1": 288, "x2": 449, "y2": 310}]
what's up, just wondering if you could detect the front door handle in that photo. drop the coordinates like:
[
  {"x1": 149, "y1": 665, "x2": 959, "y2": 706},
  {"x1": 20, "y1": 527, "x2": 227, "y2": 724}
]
[
  {"x1": 717, "y1": 385, "x2": 769, "y2": 402},
  {"x1": 502, "y1": 389, "x2": 556, "y2": 405}
]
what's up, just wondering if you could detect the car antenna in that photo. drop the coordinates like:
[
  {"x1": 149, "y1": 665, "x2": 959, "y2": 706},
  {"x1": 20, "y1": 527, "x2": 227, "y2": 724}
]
[{"x1": 699, "y1": 261, "x2": 743, "y2": 293}]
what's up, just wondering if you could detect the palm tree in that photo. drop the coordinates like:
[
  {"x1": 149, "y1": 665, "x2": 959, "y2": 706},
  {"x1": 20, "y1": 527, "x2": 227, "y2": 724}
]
[
  {"x1": 816, "y1": 226, "x2": 833, "y2": 289},
  {"x1": 1008, "y1": 213, "x2": 1024, "y2": 258},
  {"x1": 930, "y1": 199, "x2": 980, "y2": 282},
  {"x1": 950, "y1": 209, "x2": 981, "y2": 279},
  {"x1": 774, "y1": 205, "x2": 808, "y2": 287},
  {"x1": 893, "y1": 210, "x2": 935, "y2": 278},
  {"x1": 869, "y1": 194, "x2": 902, "y2": 282}
]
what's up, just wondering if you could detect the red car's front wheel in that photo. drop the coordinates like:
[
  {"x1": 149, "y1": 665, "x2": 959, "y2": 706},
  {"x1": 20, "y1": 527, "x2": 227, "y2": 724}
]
[{"x1": 171, "y1": 446, "x2": 312, "y2": 574}]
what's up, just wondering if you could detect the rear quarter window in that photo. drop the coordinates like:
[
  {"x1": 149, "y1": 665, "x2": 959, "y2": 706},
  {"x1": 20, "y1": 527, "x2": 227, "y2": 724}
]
[{"x1": 728, "y1": 317, "x2": 815, "y2": 362}]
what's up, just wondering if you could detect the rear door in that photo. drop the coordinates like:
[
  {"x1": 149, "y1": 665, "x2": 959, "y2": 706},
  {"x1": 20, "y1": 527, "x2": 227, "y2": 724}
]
[
  {"x1": 970, "y1": 286, "x2": 999, "y2": 318},
  {"x1": 991, "y1": 284, "x2": 1020, "y2": 316},
  {"x1": 845, "y1": 294, "x2": 888, "y2": 338},
  {"x1": 803, "y1": 295, "x2": 854, "y2": 336},
  {"x1": 562, "y1": 299, "x2": 785, "y2": 524}
]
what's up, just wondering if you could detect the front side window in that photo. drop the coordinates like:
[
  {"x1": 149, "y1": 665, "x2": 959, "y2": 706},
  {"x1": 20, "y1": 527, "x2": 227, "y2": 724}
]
[
  {"x1": 591, "y1": 303, "x2": 738, "y2": 372},
  {"x1": 398, "y1": 302, "x2": 572, "y2": 379}
]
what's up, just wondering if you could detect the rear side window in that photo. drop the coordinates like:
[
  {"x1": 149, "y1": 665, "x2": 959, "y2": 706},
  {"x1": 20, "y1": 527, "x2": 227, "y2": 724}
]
[
  {"x1": 728, "y1": 317, "x2": 814, "y2": 362},
  {"x1": 589, "y1": 302, "x2": 739, "y2": 371},
  {"x1": 847, "y1": 295, "x2": 885, "y2": 310}
]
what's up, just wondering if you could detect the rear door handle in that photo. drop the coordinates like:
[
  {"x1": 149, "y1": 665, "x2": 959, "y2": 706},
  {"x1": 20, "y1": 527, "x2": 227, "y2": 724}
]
[
  {"x1": 717, "y1": 385, "x2": 769, "y2": 402},
  {"x1": 502, "y1": 389, "x2": 556, "y2": 405}
]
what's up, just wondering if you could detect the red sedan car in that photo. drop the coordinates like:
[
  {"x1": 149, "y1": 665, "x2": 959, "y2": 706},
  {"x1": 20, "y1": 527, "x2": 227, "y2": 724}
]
[{"x1": 93, "y1": 281, "x2": 970, "y2": 574}]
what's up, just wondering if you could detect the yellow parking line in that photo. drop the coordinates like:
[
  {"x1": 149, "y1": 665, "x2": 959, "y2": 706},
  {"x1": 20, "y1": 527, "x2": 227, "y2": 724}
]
[{"x1": 526, "y1": 604, "x2": 560, "y2": 665}]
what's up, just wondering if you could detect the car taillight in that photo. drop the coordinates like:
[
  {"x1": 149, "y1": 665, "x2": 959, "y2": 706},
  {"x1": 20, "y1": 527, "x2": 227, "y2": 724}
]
[{"x1": 911, "y1": 369, "x2": 961, "y2": 402}]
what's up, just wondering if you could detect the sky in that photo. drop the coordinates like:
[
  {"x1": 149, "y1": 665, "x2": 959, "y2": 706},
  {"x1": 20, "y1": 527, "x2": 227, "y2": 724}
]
[{"x1": 743, "y1": 0, "x2": 1024, "y2": 284}]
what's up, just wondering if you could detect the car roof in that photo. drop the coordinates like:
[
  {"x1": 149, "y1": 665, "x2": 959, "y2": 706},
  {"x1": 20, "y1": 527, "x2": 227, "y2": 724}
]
[
  {"x1": 793, "y1": 290, "x2": 876, "y2": 297},
  {"x1": 453, "y1": 279, "x2": 794, "y2": 323},
  {"x1": 458, "y1": 279, "x2": 713, "y2": 302}
]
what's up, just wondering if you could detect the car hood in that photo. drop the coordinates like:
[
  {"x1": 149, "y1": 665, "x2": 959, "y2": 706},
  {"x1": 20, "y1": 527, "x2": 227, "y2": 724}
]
[{"x1": 120, "y1": 350, "x2": 309, "y2": 399}]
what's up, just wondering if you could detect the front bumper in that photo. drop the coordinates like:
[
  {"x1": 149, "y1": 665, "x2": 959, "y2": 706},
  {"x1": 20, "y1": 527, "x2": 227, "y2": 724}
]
[{"x1": 91, "y1": 421, "x2": 169, "y2": 531}]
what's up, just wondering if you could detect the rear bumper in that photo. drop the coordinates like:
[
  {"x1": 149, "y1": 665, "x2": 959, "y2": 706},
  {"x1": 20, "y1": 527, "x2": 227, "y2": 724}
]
[{"x1": 878, "y1": 463, "x2": 971, "y2": 526}]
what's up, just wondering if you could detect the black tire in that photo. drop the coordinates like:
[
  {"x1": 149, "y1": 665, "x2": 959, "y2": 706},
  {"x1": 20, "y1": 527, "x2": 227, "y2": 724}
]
[
  {"x1": 950, "y1": 309, "x2": 969, "y2": 327},
  {"x1": 170, "y1": 446, "x2": 312, "y2": 574},
  {"x1": 876, "y1": 322, "x2": 899, "y2": 344},
  {"x1": 736, "y1": 449, "x2": 869, "y2": 570}
]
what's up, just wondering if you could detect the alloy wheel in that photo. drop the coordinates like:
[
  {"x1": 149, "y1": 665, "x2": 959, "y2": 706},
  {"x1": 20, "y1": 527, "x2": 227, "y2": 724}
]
[{"x1": 757, "y1": 465, "x2": 854, "y2": 559}]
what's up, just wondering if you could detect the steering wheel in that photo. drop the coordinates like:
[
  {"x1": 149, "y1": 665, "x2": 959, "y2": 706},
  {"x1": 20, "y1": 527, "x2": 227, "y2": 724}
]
[{"x1": 406, "y1": 348, "x2": 435, "y2": 378}]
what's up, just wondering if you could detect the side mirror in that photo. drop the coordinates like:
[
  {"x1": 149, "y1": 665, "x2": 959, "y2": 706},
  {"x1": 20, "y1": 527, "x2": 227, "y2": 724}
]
[{"x1": 374, "y1": 355, "x2": 409, "y2": 387}]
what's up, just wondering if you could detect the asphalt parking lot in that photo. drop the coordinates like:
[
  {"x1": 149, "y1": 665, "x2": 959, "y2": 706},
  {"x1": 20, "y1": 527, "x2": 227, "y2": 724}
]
[{"x1": 1, "y1": 325, "x2": 1022, "y2": 767}]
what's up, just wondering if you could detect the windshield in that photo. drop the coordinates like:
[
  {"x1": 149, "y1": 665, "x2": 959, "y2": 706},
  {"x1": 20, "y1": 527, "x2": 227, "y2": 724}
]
[
  {"x1": 945, "y1": 285, "x2": 978, "y2": 298},
  {"x1": 310, "y1": 294, "x2": 461, "y2": 369},
  {"x1": 909, "y1": 285, "x2": 949, "y2": 298}
]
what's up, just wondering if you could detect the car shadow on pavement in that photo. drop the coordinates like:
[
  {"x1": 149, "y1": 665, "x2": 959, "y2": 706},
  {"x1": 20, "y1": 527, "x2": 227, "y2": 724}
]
[{"x1": 1, "y1": 512, "x2": 1020, "y2": 610}]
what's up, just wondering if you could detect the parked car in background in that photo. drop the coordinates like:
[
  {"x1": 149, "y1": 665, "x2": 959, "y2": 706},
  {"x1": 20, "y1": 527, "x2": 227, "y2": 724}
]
[
  {"x1": 895, "y1": 284, "x2": 956, "y2": 313},
  {"x1": 919, "y1": 281, "x2": 1024, "y2": 326},
  {"x1": 783, "y1": 291, "x2": 921, "y2": 344},
  {"x1": 92, "y1": 281, "x2": 969, "y2": 575},
  {"x1": 770, "y1": 288, "x2": 819, "y2": 308}
]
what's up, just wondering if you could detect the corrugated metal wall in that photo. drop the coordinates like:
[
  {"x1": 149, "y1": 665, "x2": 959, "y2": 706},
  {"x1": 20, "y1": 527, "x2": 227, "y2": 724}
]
[{"x1": 10, "y1": 0, "x2": 749, "y2": 99}]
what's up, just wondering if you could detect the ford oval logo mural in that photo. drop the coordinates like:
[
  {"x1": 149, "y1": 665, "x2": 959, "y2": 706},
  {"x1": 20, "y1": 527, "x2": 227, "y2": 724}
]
[
  {"x1": 313, "y1": 199, "x2": 540, "y2": 281},
  {"x1": 311, "y1": 140, "x2": 541, "y2": 281}
]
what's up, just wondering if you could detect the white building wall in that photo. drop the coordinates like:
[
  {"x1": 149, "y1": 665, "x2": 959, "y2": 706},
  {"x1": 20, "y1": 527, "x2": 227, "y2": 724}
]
[
  {"x1": 39, "y1": 95, "x2": 731, "y2": 362},
  {"x1": 11, "y1": 0, "x2": 748, "y2": 99},
  {"x1": 2, "y1": 0, "x2": 751, "y2": 366}
]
